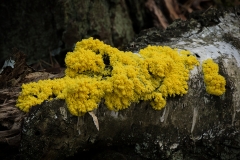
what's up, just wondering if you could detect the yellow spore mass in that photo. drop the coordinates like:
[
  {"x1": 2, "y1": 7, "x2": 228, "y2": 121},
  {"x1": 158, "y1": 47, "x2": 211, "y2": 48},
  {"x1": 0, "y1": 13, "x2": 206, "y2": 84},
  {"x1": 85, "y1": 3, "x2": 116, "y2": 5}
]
[
  {"x1": 16, "y1": 37, "x2": 200, "y2": 116},
  {"x1": 202, "y1": 59, "x2": 226, "y2": 96}
]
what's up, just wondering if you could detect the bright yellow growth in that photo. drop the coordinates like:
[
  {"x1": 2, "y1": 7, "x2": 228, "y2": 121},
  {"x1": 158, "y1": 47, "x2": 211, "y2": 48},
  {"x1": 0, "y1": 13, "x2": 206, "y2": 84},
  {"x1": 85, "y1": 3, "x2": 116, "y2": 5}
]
[
  {"x1": 202, "y1": 59, "x2": 226, "y2": 96},
  {"x1": 16, "y1": 37, "x2": 199, "y2": 116}
]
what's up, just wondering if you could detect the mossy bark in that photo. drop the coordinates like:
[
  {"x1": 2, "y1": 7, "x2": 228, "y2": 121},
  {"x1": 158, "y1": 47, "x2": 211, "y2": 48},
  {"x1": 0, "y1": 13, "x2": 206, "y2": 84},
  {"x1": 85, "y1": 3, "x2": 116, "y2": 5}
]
[{"x1": 19, "y1": 7, "x2": 240, "y2": 160}]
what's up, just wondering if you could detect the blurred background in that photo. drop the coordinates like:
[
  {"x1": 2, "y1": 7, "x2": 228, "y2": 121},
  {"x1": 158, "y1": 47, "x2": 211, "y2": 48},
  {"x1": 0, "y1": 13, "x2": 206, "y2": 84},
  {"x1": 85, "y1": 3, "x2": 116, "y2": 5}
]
[{"x1": 0, "y1": 0, "x2": 239, "y2": 70}]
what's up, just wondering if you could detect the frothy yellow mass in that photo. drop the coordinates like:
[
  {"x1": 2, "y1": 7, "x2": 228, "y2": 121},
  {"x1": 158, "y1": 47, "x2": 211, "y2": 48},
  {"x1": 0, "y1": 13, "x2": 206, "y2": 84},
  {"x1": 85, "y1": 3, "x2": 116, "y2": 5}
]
[
  {"x1": 202, "y1": 59, "x2": 226, "y2": 96},
  {"x1": 17, "y1": 37, "x2": 201, "y2": 116}
]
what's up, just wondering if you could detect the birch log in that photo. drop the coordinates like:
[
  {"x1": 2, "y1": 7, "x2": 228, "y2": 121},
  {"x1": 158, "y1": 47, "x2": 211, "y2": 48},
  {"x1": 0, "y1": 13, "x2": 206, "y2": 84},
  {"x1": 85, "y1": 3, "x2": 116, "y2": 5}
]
[{"x1": 19, "y1": 7, "x2": 240, "y2": 160}]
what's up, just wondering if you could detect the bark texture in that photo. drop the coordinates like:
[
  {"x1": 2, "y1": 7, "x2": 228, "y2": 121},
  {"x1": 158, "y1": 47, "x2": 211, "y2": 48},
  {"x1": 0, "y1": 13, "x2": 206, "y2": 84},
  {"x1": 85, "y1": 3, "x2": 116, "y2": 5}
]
[
  {"x1": 19, "y1": 7, "x2": 240, "y2": 160},
  {"x1": 0, "y1": 89, "x2": 24, "y2": 159}
]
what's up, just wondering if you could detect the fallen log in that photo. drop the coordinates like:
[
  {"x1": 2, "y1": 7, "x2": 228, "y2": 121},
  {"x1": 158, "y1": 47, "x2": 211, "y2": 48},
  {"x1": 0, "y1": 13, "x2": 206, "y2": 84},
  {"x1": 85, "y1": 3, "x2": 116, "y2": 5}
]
[{"x1": 8, "y1": 7, "x2": 240, "y2": 160}]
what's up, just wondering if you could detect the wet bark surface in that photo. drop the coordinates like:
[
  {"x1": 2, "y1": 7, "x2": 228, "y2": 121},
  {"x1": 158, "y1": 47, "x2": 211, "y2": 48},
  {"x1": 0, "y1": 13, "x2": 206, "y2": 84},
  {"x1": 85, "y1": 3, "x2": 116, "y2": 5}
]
[{"x1": 17, "y1": 7, "x2": 240, "y2": 160}]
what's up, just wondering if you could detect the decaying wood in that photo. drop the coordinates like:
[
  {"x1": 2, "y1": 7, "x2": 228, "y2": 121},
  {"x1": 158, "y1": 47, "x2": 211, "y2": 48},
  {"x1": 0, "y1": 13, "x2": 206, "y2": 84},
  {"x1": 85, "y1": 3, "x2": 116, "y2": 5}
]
[
  {"x1": 18, "y1": 7, "x2": 240, "y2": 160},
  {"x1": 0, "y1": 49, "x2": 65, "y2": 159},
  {"x1": 0, "y1": 49, "x2": 29, "y2": 152},
  {"x1": 0, "y1": 86, "x2": 24, "y2": 158},
  {"x1": 0, "y1": 89, "x2": 24, "y2": 145}
]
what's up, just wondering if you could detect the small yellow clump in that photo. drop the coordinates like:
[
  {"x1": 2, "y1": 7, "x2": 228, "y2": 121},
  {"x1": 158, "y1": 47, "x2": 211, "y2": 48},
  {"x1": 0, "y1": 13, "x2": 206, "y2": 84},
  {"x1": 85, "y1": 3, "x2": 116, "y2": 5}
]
[
  {"x1": 202, "y1": 59, "x2": 226, "y2": 96},
  {"x1": 16, "y1": 37, "x2": 199, "y2": 116},
  {"x1": 16, "y1": 78, "x2": 67, "y2": 112}
]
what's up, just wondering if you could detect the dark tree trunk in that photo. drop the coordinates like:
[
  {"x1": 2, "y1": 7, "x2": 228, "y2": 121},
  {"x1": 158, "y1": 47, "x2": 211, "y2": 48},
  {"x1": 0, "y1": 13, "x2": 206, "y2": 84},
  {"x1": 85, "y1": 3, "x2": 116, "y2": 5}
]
[{"x1": 0, "y1": 0, "x2": 150, "y2": 66}]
